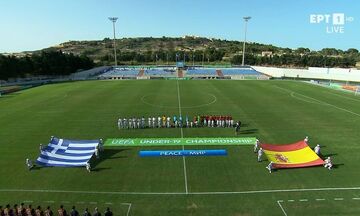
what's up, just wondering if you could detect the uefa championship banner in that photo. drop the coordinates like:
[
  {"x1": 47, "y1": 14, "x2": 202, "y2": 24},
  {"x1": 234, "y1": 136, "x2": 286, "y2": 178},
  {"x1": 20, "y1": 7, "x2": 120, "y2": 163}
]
[{"x1": 105, "y1": 137, "x2": 256, "y2": 147}]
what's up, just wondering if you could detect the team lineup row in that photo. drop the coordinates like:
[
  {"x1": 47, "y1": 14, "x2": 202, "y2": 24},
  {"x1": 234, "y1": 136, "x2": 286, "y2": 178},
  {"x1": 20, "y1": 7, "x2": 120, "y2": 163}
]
[
  {"x1": 0, "y1": 203, "x2": 113, "y2": 216},
  {"x1": 117, "y1": 115, "x2": 236, "y2": 129}
]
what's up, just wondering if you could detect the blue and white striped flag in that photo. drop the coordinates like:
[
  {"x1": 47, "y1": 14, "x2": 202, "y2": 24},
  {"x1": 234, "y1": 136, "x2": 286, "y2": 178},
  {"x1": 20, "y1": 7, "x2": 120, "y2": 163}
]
[{"x1": 36, "y1": 137, "x2": 99, "y2": 167}]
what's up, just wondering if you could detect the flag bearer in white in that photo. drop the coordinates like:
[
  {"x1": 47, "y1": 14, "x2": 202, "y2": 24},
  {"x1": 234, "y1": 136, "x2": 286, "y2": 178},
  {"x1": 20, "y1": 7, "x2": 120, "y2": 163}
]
[
  {"x1": 86, "y1": 162, "x2": 91, "y2": 172},
  {"x1": 99, "y1": 139, "x2": 104, "y2": 152},
  {"x1": 304, "y1": 136, "x2": 309, "y2": 144},
  {"x1": 39, "y1": 143, "x2": 43, "y2": 153},
  {"x1": 266, "y1": 161, "x2": 274, "y2": 173},
  {"x1": 95, "y1": 146, "x2": 100, "y2": 159},
  {"x1": 26, "y1": 158, "x2": 33, "y2": 170},
  {"x1": 324, "y1": 157, "x2": 333, "y2": 170},
  {"x1": 314, "y1": 144, "x2": 321, "y2": 155}
]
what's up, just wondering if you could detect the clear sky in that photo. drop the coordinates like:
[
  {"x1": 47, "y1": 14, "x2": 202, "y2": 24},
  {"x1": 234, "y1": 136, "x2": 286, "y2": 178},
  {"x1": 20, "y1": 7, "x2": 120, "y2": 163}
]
[{"x1": 0, "y1": 0, "x2": 359, "y2": 52}]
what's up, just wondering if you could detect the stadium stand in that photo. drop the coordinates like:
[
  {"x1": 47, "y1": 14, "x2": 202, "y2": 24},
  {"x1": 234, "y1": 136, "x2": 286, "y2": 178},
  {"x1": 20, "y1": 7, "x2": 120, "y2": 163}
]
[
  {"x1": 144, "y1": 69, "x2": 176, "y2": 77},
  {"x1": 99, "y1": 68, "x2": 139, "y2": 79},
  {"x1": 186, "y1": 68, "x2": 217, "y2": 76},
  {"x1": 98, "y1": 67, "x2": 179, "y2": 79},
  {"x1": 185, "y1": 67, "x2": 267, "y2": 79},
  {"x1": 70, "y1": 66, "x2": 112, "y2": 80},
  {"x1": 221, "y1": 68, "x2": 261, "y2": 75},
  {"x1": 94, "y1": 66, "x2": 269, "y2": 80}
]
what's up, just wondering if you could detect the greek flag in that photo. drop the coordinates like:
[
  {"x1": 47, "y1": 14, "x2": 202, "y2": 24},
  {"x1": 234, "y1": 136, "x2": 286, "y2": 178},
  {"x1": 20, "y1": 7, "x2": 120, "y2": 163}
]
[{"x1": 36, "y1": 137, "x2": 99, "y2": 167}]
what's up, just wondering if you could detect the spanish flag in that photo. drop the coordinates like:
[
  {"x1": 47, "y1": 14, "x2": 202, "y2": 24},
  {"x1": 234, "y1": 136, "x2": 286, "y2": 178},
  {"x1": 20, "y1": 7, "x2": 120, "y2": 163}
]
[{"x1": 261, "y1": 140, "x2": 324, "y2": 168}]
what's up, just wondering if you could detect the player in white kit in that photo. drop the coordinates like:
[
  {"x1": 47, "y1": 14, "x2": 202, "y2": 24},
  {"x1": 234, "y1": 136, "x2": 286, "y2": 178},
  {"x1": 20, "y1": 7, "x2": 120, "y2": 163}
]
[
  {"x1": 158, "y1": 116, "x2": 162, "y2": 128},
  {"x1": 166, "y1": 116, "x2": 171, "y2": 128},
  {"x1": 117, "y1": 118, "x2": 122, "y2": 129}
]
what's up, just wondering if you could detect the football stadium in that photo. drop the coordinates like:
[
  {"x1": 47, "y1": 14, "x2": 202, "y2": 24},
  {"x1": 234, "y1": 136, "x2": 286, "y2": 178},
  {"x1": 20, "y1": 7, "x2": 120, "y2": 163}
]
[{"x1": 1, "y1": 1, "x2": 360, "y2": 216}]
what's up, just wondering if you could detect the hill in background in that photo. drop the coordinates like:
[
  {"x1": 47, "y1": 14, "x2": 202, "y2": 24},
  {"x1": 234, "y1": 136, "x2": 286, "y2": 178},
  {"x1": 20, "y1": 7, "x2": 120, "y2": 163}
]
[{"x1": 40, "y1": 36, "x2": 359, "y2": 68}]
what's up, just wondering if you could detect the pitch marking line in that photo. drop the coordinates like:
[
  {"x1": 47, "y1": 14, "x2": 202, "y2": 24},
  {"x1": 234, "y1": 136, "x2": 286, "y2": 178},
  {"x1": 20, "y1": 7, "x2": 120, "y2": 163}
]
[
  {"x1": 277, "y1": 200, "x2": 288, "y2": 216},
  {"x1": 2, "y1": 186, "x2": 360, "y2": 196},
  {"x1": 275, "y1": 86, "x2": 360, "y2": 118},
  {"x1": 327, "y1": 92, "x2": 360, "y2": 102},
  {"x1": 316, "y1": 198, "x2": 325, "y2": 201},
  {"x1": 290, "y1": 92, "x2": 325, "y2": 105},
  {"x1": 281, "y1": 197, "x2": 360, "y2": 202},
  {"x1": 334, "y1": 198, "x2": 344, "y2": 201},
  {"x1": 176, "y1": 80, "x2": 188, "y2": 195},
  {"x1": 304, "y1": 81, "x2": 360, "y2": 102},
  {"x1": 278, "y1": 196, "x2": 359, "y2": 215},
  {"x1": 121, "y1": 203, "x2": 132, "y2": 216}
]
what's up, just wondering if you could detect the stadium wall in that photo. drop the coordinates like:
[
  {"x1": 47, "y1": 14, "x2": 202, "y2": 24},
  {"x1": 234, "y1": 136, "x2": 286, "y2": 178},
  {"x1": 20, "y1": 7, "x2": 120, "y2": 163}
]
[{"x1": 252, "y1": 66, "x2": 360, "y2": 82}]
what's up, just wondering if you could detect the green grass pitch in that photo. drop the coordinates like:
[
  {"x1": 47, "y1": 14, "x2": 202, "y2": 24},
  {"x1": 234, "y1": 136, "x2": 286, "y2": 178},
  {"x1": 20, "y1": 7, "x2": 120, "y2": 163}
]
[{"x1": 0, "y1": 80, "x2": 360, "y2": 215}]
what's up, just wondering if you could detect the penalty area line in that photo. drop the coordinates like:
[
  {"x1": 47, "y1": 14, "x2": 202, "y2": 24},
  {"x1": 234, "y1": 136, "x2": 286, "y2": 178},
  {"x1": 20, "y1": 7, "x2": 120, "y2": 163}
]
[
  {"x1": 277, "y1": 200, "x2": 288, "y2": 216},
  {"x1": 121, "y1": 203, "x2": 132, "y2": 216}
]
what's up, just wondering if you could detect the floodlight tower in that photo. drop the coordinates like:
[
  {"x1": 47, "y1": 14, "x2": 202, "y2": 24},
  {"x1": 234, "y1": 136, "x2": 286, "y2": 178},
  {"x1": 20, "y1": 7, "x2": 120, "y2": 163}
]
[
  {"x1": 108, "y1": 17, "x2": 118, "y2": 66},
  {"x1": 242, "y1": 16, "x2": 251, "y2": 66},
  {"x1": 192, "y1": 52, "x2": 195, "y2": 67}
]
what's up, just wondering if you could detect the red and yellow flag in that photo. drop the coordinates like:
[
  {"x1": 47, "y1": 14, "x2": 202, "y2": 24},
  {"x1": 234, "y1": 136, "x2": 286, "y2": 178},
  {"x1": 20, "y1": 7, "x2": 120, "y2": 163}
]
[{"x1": 261, "y1": 140, "x2": 324, "y2": 168}]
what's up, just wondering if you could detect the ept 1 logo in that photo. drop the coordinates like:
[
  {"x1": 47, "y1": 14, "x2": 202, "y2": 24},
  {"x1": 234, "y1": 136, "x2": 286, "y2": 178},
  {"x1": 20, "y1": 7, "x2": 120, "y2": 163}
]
[{"x1": 310, "y1": 13, "x2": 354, "y2": 34}]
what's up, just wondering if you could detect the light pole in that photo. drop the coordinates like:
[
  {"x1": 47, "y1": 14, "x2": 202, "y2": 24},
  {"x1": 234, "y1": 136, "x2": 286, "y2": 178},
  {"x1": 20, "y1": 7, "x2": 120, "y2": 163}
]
[
  {"x1": 108, "y1": 17, "x2": 118, "y2": 67},
  {"x1": 202, "y1": 52, "x2": 205, "y2": 67},
  {"x1": 242, "y1": 16, "x2": 251, "y2": 66},
  {"x1": 183, "y1": 52, "x2": 186, "y2": 65}
]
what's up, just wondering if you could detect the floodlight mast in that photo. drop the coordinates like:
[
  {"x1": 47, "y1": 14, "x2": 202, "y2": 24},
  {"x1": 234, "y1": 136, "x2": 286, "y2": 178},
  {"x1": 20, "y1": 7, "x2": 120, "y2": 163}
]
[
  {"x1": 108, "y1": 17, "x2": 118, "y2": 67},
  {"x1": 242, "y1": 16, "x2": 251, "y2": 66}
]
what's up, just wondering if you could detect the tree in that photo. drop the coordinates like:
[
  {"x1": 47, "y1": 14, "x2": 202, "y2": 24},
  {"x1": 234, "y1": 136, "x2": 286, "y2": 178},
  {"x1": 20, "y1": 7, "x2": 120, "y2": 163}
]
[
  {"x1": 295, "y1": 47, "x2": 310, "y2": 55},
  {"x1": 0, "y1": 51, "x2": 94, "y2": 80}
]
